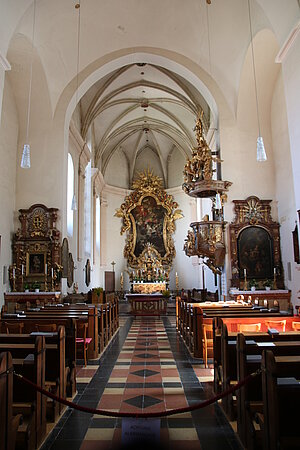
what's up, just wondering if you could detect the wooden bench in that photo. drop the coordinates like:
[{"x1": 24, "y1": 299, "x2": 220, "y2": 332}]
[
  {"x1": 8, "y1": 305, "x2": 99, "y2": 361},
  {"x1": 219, "y1": 319, "x2": 300, "y2": 419},
  {"x1": 0, "y1": 326, "x2": 66, "y2": 418},
  {"x1": 0, "y1": 335, "x2": 46, "y2": 449},
  {"x1": 236, "y1": 333, "x2": 300, "y2": 449},
  {"x1": 1, "y1": 316, "x2": 77, "y2": 397},
  {"x1": 262, "y1": 351, "x2": 300, "y2": 450},
  {"x1": 0, "y1": 351, "x2": 22, "y2": 450}
]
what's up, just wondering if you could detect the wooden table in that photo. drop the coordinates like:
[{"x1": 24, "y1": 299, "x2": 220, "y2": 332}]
[{"x1": 126, "y1": 293, "x2": 168, "y2": 315}]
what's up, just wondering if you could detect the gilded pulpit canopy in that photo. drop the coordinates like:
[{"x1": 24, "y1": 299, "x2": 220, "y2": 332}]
[{"x1": 115, "y1": 170, "x2": 183, "y2": 269}]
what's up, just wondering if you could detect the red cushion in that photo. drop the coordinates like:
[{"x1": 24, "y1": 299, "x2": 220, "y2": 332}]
[{"x1": 76, "y1": 338, "x2": 92, "y2": 343}]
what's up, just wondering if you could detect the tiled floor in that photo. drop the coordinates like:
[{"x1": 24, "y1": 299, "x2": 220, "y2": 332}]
[{"x1": 41, "y1": 316, "x2": 242, "y2": 450}]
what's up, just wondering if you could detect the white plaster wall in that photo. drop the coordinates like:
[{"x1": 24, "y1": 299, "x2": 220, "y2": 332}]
[
  {"x1": 134, "y1": 148, "x2": 164, "y2": 184},
  {"x1": 281, "y1": 36, "x2": 300, "y2": 304},
  {"x1": 168, "y1": 148, "x2": 185, "y2": 188},
  {"x1": 105, "y1": 148, "x2": 129, "y2": 189},
  {"x1": 282, "y1": 36, "x2": 300, "y2": 211},
  {"x1": 101, "y1": 186, "x2": 127, "y2": 290},
  {"x1": 0, "y1": 76, "x2": 18, "y2": 304}
]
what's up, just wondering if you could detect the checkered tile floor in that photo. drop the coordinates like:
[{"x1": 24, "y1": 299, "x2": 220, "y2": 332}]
[{"x1": 41, "y1": 317, "x2": 242, "y2": 450}]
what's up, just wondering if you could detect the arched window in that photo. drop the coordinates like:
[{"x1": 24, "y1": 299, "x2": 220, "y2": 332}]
[
  {"x1": 67, "y1": 153, "x2": 74, "y2": 236},
  {"x1": 84, "y1": 161, "x2": 92, "y2": 256}
]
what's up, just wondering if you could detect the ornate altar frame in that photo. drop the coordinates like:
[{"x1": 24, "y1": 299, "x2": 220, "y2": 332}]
[
  {"x1": 11, "y1": 204, "x2": 62, "y2": 291},
  {"x1": 229, "y1": 196, "x2": 284, "y2": 288},
  {"x1": 115, "y1": 170, "x2": 183, "y2": 269}
]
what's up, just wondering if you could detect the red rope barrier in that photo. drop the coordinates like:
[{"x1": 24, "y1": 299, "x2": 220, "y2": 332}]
[{"x1": 14, "y1": 369, "x2": 261, "y2": 419}]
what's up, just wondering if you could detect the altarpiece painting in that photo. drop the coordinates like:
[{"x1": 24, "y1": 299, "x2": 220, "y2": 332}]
[
  {"x1": 229, "y1": 196, "x2": 284, "y2": 289},
  {"x1": 115, "y1": 170, "x2": 183, "y2": 269}
]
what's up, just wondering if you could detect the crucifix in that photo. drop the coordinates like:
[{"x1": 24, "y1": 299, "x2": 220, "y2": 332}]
[{"x1": 111, "y1": 261, "x2": 116, "y2": 272}]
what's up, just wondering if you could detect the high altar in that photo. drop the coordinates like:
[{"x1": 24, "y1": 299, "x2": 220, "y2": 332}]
[{"x1": 115, "y1": 170, "x2": 182, "y2": 313}]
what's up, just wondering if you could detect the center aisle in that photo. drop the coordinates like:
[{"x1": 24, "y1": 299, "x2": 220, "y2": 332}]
[{"x1": 42, "y1": 316, "x2": 242, "y2": 450}]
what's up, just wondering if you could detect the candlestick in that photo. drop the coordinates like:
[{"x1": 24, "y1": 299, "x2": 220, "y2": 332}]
[
  {"x1": 273, "y1": 267, "x2": 277, "y2": 290},
  {"x1": 243, "y1": 267, "x2": 248, "y2": 291}
]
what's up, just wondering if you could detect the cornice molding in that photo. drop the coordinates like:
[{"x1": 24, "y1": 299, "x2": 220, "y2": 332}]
[
  {"x1": 103, "y1": 183, "x2": 132, "y2": 197},
  {"x1": 276, "y1": 20, "x2": 300, "y2": 63}
]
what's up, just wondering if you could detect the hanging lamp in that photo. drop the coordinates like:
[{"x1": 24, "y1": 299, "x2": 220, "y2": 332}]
[
  {"x1": 248, "y1": 0, "x2": 267, "y2": 162},
  {"x1": 21, "y1": 0, "x2": 36, "y2": 168}
]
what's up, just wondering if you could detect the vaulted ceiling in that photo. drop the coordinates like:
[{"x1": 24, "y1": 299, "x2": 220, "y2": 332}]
[{"x1": 76, "y1": 62, "x2": 212, "y2": 188}]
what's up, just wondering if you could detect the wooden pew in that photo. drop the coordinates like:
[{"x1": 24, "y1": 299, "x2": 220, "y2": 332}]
[
  {"x1": 1, "y1": 317, "x2": 77, "y2": 397},
  {"x1": 0, "y1": 351, "x2": 22, "y2": 450},
  {"x1": 219, "y1": 320, "x2": 300, "y2": 419},
  {"x1": 0, "y1": 329, "x2": 65, "y2": 422},
  {"x1": 262, "y1": 351, "x2": 300, "y2": 450},
  {"x1": 236, "y1": 333, "x2": 300, "y2": 449},
  {"x1": 0, "y1": 335, "x2": 46, "y2": 449},
  {"x1": 10, "y1": 305, "x2": 99, "y2": 361}
]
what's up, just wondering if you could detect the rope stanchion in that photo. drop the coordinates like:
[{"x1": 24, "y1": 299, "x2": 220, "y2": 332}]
[{"x1": 14, "y1": 368, "x2": 261, "y2": 419}]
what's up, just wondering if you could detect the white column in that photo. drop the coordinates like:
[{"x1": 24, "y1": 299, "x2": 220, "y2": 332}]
[
  {"x1": 0, "y1": 52, "x2": 11, "y2": 125},
  {"x1": 100, "y1": 194, "x2": 108, "y2": 268}
]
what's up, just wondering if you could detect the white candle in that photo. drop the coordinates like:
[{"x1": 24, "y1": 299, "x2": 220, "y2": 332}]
[
  {"x1": 21, "y1": 264, "x2": 24, "y2": 275},
  {"x1": 176, "y1": 272, "x2": 178, "y2": 277},
  {"x1": 12, "y1": 267, "x2": 15, "y2": 278},
  {"x1": 51, "y1": 268, "x2": 54, "y2": 278},
  {"x1": 244, "y1": 268, "x2": 247, "y2": 277},
  {"x1": 45, "y1": 263, "x2": 47, "y2": 274},
  {"x1": 273, "y1": 267, "x2": 276, "y2": 275}
]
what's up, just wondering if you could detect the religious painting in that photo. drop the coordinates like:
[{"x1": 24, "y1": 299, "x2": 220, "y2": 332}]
[
  {"x1": 115, "y1": 170, "x2": 183, "y2": 269},
  {"x1": 237, "y1": 226, "x2": 273, "y2": 279},
  {"x1": 26, "y1": 252, "x2": 46, "y2": 276},
  {"x1": 132, "y1": 196, "x2": 166, "y2": 257},
  {"x1": 85, "y1": 259, "x2": 91, "y2": 287}
]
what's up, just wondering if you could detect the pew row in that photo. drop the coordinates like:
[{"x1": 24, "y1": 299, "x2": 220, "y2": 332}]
[
  {"x1": 0, "y1": 336, "x2": 46, "y2": 449},
  {"x1": 0, "y1": 317, "x2": 77, "y2": 397},
  {"x1": 0, "y1": 351, "x2": 22, "y2": 450}
]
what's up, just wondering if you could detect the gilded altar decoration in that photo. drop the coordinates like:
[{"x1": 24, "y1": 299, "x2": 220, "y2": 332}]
[
  {"x1": 10, "y1": 204, "x2": 62, "y2": 292},
  {"x1": 229, "y1": 196, "x2": 284, "y2": 289},
  {"x1": 115, "y1": 170, "x2": 183, "y2": 269},
  {"x1": 182, "y1": 116, "x2": 232, "y2": 273}
]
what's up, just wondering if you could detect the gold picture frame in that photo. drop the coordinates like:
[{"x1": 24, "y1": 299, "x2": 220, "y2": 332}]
[{"x1": 115, "y1": 170, "x2": 183, "y2": 269}]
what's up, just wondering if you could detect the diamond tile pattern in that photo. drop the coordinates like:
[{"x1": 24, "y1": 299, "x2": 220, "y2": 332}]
[
  {"x1": 124, "y1": 394, "x2": 163, "y2": 409},
  {"x1": 135, "y1": 353, "x2": 157, "y2": 359},
  {"x1": 41, "y1": 316, "x2": 242, "y2": 450},
  {"x1": 131, "y1": 369, "x2": 160, "y2": 378}
]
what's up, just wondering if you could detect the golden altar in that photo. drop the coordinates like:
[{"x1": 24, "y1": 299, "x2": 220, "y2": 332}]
[{"x1": 132, "y1": 282, "x2": 166, "y2": 294}]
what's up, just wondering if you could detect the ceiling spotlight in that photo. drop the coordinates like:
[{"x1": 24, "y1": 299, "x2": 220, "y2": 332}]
[{"x1": 141, "y1": 71, "x2": 144, "y2": 75}]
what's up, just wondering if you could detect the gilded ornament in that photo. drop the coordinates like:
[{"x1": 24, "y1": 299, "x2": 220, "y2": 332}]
[{"x1": 115, "y1": 170, "x2": 183, "y2": 269}]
